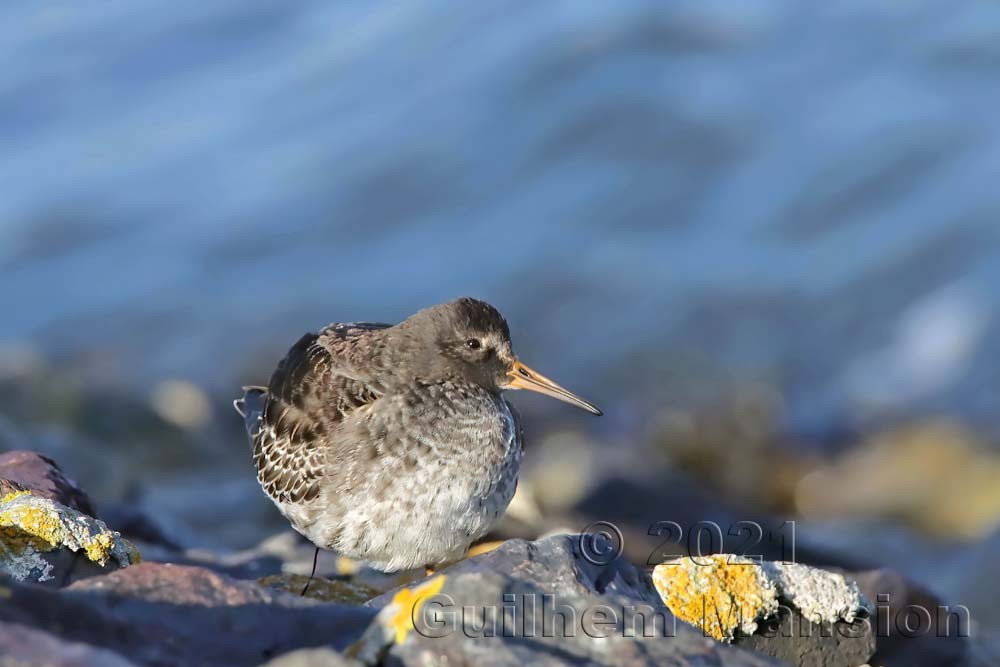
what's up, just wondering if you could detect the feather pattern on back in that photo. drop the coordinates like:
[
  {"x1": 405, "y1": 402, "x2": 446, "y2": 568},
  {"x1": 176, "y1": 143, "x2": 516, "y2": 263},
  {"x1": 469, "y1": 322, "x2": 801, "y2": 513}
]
[{"x1": 249, "y1": 323, "x2": 390, "y2": 507}]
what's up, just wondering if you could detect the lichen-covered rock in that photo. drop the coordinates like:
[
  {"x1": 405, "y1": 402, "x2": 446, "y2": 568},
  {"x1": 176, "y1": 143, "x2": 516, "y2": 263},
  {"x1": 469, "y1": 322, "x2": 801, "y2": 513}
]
[
  {"x1": 652, "y1": 555, "x2": 779, "y2": 641},
  {"x1": 762, "y1": 560, "x2": 870, "y2": 626},
  {"x1": 652, "y1": 555, "x2": 872, "y2": 643},
  {"x1": 360, "y1": 574, "x2": 448, "y2": 650},
  {"x1": 653, "y1": 555, "x2": 876, "y2": 666},
  {"x1": 357, "y1": 535, "x2": 782, "y2": 667},
  {"x1": 0, "y1": 490, "x2": 139, "y2": 583},
  {"x1": 369, "y1": 531, "x2": 667, "y2": 610}
]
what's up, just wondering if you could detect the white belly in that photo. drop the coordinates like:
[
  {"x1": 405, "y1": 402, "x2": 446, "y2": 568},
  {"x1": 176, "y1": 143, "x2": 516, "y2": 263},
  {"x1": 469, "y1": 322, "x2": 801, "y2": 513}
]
[{"x1": 301, "y1": 390, "x2": 523, "y2": 572}]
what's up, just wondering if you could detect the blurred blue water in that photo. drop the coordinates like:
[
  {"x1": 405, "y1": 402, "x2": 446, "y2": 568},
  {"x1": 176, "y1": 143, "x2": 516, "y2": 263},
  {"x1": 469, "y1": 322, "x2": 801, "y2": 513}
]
[{"x1": 2, "y1": 0, "x2": 1000, "y2": 435}]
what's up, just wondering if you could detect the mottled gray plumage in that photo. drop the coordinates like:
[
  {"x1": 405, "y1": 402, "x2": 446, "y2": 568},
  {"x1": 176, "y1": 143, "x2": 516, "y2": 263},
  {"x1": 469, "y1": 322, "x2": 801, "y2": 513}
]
[{"x1": 235, "y1": 297, "x2": 599, "y2": 572}]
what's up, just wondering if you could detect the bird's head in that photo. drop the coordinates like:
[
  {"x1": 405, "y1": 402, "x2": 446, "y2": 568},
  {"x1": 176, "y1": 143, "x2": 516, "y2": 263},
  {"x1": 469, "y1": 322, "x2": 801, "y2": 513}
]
[{"x1": 396, "y1": 297, "x2": 602, "y2": 415}]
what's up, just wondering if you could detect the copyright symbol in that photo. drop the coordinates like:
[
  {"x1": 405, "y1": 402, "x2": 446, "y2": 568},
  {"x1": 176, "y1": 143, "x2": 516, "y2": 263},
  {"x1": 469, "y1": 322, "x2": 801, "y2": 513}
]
[{"x1": 578, "y1": 521, "x2": 624, "y2": 565}]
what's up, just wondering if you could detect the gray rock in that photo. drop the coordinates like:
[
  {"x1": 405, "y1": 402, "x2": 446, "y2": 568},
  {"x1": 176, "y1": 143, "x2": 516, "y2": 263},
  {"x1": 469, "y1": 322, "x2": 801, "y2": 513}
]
[
  {"x1": 853, "y1": 568, "x2": 974, "y2": 667},
  {"x1": 0, "y1": 621, "x2": 139, "y2": 667},
  {"x1": 360, "y1": 535, "x2": 782, "y2": 666},
  {"x1": 0, "y1": 563, "x2": 377, "y2": 667},
  {"x1": 368, "y1": 533, "x2": 665, "y2": 611},
  {"x1": 737, "y1": 607, "x2": 875, "y2": 667}
]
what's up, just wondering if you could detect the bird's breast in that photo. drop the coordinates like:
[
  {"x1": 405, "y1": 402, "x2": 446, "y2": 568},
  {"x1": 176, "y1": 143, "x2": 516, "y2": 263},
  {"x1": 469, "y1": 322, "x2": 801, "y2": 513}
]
[{"x1": 375, "y1": 382, "x2": 522, "y2": 508}]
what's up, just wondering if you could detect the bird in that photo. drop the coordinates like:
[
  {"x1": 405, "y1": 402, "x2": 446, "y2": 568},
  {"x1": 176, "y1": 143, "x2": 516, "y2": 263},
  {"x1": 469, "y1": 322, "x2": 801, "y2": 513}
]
[{"x1": 234, "y1": 297, "x2": 601, "y2": 582}]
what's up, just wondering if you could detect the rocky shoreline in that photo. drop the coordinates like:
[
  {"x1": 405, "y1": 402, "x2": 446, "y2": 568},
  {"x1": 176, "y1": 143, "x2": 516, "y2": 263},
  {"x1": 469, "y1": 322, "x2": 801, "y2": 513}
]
[{"x1": 0, "y1": 449, "x2": 988, "y2": 667}]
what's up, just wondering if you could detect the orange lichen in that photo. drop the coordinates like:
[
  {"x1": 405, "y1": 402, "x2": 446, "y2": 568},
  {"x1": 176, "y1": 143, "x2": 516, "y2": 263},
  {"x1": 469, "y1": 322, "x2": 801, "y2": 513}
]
[
  {"x1": 386, "y1": 575, "x2": 447, "y2": 644},
  {"x1": 652, "y1": 555, "x2": 777, "y2": 641}
]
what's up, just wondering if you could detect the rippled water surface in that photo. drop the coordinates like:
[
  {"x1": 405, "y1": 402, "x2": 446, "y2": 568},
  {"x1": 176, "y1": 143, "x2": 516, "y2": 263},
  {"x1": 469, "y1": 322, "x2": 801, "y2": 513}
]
[{"x1": 3, "y1": 1, "x2": 1000, "y2": 435}]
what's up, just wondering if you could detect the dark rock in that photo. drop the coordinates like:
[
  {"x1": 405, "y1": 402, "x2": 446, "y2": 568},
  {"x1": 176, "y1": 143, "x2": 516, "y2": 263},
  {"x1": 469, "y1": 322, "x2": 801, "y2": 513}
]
[
  {"x1": 0, "y1": 563, "x2": 376, "y2": 667},
  {"x1": 0, "y1": 621, "x2": 139, "y2": 667},
  {"x1": 259, "y1": 573, "x2": 381, "y2": 604},
  {"x1": 0, "y1": 450, "x2": 95, "y2": 515},
  {"x1": 360, "y1": 535, "x2": 782, "y2": 666},
  {"x1": 854, "y1": 568, "x2": 973, "y2": 667},
  {"x1": 737, "y1": 607, "x2": 875, "y2": 667},
  {"x1": 368, "y1": 533, "x2": 664, "y2": 611}
]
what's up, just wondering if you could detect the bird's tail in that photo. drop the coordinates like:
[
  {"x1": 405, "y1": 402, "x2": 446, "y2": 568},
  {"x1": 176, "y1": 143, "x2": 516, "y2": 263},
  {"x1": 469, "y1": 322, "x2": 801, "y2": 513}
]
[{"x1": 234, "y1": 385, "x2": 268, "y2": 436}]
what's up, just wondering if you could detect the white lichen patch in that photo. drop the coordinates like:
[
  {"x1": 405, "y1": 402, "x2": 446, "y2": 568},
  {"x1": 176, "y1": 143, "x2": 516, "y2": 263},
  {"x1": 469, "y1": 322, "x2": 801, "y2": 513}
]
[
  {"x1": 0, "y1": 490, "x2": 140, "y2": 582},
  {"x1": 761, "y1": 561, "x2": 872, "y2": 625},
  {"x1": 653, "y1": 554, "x2": 870, "y2": 642}
]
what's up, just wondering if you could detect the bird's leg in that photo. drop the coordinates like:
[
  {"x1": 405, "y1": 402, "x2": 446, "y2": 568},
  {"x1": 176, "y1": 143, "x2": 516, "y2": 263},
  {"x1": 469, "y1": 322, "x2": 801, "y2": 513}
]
[{"x1": 301, "y1": 547, "x2": 320, "y2": 596}]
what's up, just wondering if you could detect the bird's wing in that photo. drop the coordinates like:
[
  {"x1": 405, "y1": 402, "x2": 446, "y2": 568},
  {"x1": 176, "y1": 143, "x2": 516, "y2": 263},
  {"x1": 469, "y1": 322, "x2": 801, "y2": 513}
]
[{"x1": 250, "y1": 323, "x2": 391, "y2": 505}]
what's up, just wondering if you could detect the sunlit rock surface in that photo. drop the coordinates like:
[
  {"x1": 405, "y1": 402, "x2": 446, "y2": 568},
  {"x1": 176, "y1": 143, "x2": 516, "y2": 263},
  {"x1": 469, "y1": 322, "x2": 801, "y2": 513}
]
[
  {"x1": 358, "y1": 535, "x2": 781, "y2": 667},
  {"x1": 653, "y1": 555, "x2": 875, "y2": 667},
  {"x1": 0, "y1": 490, "x2": 138, "y2": 583}
]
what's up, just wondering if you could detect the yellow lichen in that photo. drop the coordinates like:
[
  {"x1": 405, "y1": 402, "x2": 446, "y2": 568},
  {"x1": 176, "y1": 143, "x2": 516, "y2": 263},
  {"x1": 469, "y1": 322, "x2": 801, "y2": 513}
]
[
  {"x1": 652, "y1": 555, "x2": 777, "y2": 641},
  {"x1": 84, "y1": 531, "x2": 115, "y2": 563},
  {"x1": 387, "y1": 575, "x2": 447, "y2": 644},
  {"x1": 0, "y1": 502, "x2": 65, "y2": 553},
  {"x1": 0, "y1": 492, "x2": 140, "y2": 577},
  {"x1": 0, "y1": 490, "x2": 31, "y2": 504}
]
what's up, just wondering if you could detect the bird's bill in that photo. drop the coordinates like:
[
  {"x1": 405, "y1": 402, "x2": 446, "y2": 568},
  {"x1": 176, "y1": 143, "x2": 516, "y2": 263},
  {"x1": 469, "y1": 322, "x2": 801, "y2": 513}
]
[{"x1": 506, "y1": 361, "x2": 603, "y2": 416}]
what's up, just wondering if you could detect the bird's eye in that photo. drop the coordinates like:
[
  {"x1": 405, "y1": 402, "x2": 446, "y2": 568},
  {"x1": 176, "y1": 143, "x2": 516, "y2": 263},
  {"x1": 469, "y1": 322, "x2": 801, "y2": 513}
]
[{"x1": 466, "y1": 338, "x2": 482, "y2": 350}]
